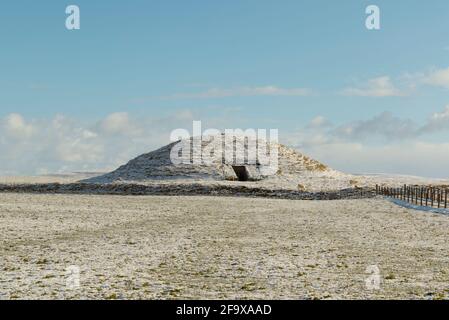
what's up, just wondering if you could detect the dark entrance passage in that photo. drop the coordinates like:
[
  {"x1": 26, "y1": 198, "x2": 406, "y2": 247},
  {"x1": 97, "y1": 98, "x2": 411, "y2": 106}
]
[{"x1": 232, "y1": 166, "x2": 249, "y2": 181}]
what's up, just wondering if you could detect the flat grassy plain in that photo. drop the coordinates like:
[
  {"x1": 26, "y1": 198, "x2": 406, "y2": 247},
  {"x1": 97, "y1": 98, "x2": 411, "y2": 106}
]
[{"x1": 0, "y1": 193, "x2": 448, "y2": 300}]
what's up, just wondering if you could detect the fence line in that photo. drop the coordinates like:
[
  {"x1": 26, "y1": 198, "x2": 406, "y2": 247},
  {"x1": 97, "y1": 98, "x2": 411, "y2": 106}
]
[{"x1": 376, "y1": 184, "x2": 448, "y2": 209}]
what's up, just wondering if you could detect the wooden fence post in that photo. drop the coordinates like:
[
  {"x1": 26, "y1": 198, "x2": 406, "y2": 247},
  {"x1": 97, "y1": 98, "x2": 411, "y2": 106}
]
[
  {"x1": 420, "y1": 187, "x2": 423, "y2": 206},
  {"x1": 445, "y1": 189, "x2": 447, "y2": 209},
  {"x1": 415, "y1": 187, "x2": 418, "y2": 204},
  {"x1": 437, "y1": 188, "x2": 441, "y2": 208},
  {"x1": 415, "y1": 187, "x2": 419, "y2": 205},
  {"x1": 412, "y1": 187, "x2": 415, "y2": 204},
  {"x1": 430, "y1": 187, "x2": 434, "y2": 207}
]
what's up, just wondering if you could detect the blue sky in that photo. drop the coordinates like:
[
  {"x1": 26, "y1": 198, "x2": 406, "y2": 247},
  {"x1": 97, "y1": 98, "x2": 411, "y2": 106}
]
[{"x1": 1, "y1": 1, "x2": 449, "y2": 177}]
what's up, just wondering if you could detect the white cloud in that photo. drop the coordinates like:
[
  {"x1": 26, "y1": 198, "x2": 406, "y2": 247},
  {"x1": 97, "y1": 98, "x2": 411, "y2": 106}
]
[
  {"x1": 423, "y1": 67, "x2": 449, "y2": 89},
  {"x1": 342, "y1": 66, "x2": 449, "y2": 96},
  {"x1": 2, "y1": 106, "x2": 449, "y2": 178},
  {"x1": 302, "y1": 141, "x2": 449, "y2": 178},
  {"x1": 341, "y1": 76, "x2": 407, "y2": 97},
  {"x1": 162, "y1": 86, "x2": 311, "y2": 100},
  {"x1": 289, "y1": 106, "x2": 449, "y2": 147},
  {"x1": 419, "y1": 105, "x2": 449, "y2": 133},
  {"x1": 307, "y1": 116, "x2": 332, "y2": 129},
  {"x1": 3, "y1": 113, "x2": 34, "y2": 139},
  {"x1": 100, "y1": 112, "x2": 133, "y2": 135},
  {"x1": 0, "y1": 111, "x2": 198, "y2": 175},
  {"x1": 282, "y1": 106, "x2": 449, "y2": 177},
  {"x1": 332, "y1": 112, "x2": 417, "y2": 141}
]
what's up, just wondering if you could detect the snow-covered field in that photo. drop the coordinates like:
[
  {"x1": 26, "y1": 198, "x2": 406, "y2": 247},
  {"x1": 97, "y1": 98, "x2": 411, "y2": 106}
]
[
  {"x1": 0, "y1": 173, "x2": 102, "y2": 184},
  {"x1": 1, "y1": 172, "x2": 448, "y2": 193},
  {"x1": 1, "y1": 193, "x2": 448, "y2": 300}
]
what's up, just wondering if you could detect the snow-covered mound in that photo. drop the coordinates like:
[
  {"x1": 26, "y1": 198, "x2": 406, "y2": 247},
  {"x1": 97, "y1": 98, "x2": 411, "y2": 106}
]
[{"x1": 82, "y1": 135, "x2": 345, "y2": 185}]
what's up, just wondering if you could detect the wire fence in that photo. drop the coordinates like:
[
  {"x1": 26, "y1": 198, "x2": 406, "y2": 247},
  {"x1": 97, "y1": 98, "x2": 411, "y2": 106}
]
[{"x1": 376, "y1": 184, "x2": 448, "y2": 209}]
